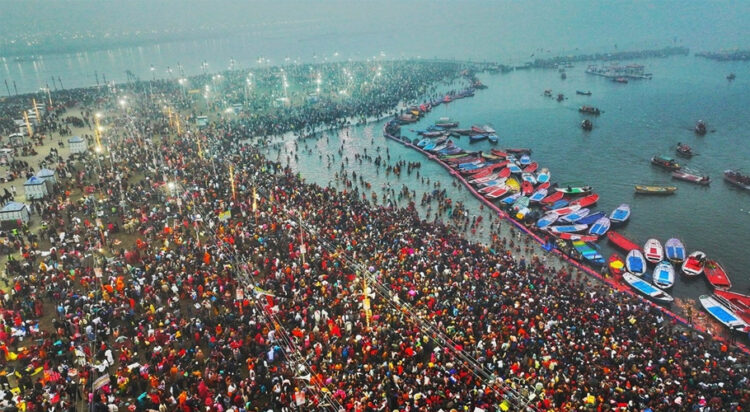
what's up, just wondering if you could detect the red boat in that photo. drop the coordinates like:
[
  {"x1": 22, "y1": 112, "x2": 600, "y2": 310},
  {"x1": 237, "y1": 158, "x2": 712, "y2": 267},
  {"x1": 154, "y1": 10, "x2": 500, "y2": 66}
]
[
  {"x1": 540, "y1": 191, "x2": 564, "y2": 205},
  {"x1": 608, "y1": 254, "x2": 625, "y2": 277},
  {"x1": 606, "y1": 231, "x2": 640, "y2": 252},
  {"x1": 490, "y1": 149, "x2": 508, "y2": 158},
  {"x1": 521, "y1": 180, "x2": 534, "y2": 195},
  {"x1": 704, "y1": 260, "x2": 732, "y2": 289},
  {"x1": 569, "y1": 193, "x2": 599, "y2": 208},
  {"x1": 523, "y1": 162, "x2": 538, "y2": 173},
  {"x1": 713, "y1": 290, "x2": 750, "y2": 324},
  {"x1": 505, "y1": 148, "x2": 532, "y2": 155},
  {"x1": 466, "y1": 161, "x2": 508, "y2": 176},
  {"x1": 557, "y1": 232, "x2": 599, "y2": 242},
  {"x1": 498, "y1": 167, "x2": 511, "y2": 178},
  {"x1": 536, "y1": 181, "x2": 551, "y2": 191}
]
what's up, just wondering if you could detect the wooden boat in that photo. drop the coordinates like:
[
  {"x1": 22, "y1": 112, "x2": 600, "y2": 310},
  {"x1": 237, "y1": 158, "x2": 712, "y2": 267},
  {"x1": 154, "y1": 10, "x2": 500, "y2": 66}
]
[
  {"x1": 487, "y1": 134, "x2": 499, "y2": 143},
  {"x1": 452, "y1": 128, "x2": 474, "y2": 136},
  {"x1": 540, "y1": 191, "x2": 564, "y2": 205},
  {"x1": 723, "y1": 169, "x2": 750, "y2": 191},
  {"x1": 557, "y1": 233, "x2": 598, "y2": 242},
  {"x1": 555, "y1": 184, "x2": 593, "y2": 195},
  {"x1": 609, "y1": 204, "x2": 631, "y2": 225},
  {"x1": 519, "y1": 155, "x2": 531, "y2": 166},
  {"x1": 634, "y1": 185, "x2": 677, "y2": 195},
  {"x1": 523, "y1": 162, "x2": 538, "y2": 173},
  {"x1": 581, "y1": 119, "x2": 593, "y2": 131},
  {"x1": 529, "y1": 188, "x2": 548, "y2": 203},
  {"x1": 485, "y1": 186, "x2": 510, "y2": 199},
  {"x1": 536, "y1": 212, "x2": 558, "y2": 229},
  {"x1": 579, "y1": 105, "x2": 601, "y2": 115},
  {"x1": 622, "y1": 272, "x2": 674, "y2": 303},
  {"x1": 500, "y1": 192, "x2": 522, "y2": 205},
  {"x1": 643, "y1": 238, "x2": 664, "y2": 263},
  {"x1": 652, "y1": 261, "x2": 675, "y2": 289},
  {"x1": 507, "y1": 163, "x2": 522, "y2": 174},
  {"x1": 479, "y1": 182, "x2": 506, "y2": 193},
  {"x1": 571, "y1": 240, "x2": 605, "y2": 265},
  {"x1": 521, "y1": 180, "x2": 534, "y2": 195},
  {"x1": 435, "y1": 117, "x2": 458, "y2": 128},
  {"x1": 664, "y1": 238, "x2": 686, "y2": 264},
  {"x1": 417, "y1": 138, "x2": 431, "y2": 147},
  {"x1": 695, "y1": 120, "x2": 707, "y2": 136},
  {"x1": 536, "y1": 168, "x2": 550, "y2": 184},
  {"x1": 672, "y1": 169, "x2": 710, "y2": 185},
  {"x1": 713, "y1": 290, "x2": 750, "y2": 324},
  {"x1": 609, "y1": 254, "x2": 625, "y2": 277},
  {"x1": 675, "y1": 142, "x2": 694, "y2": 158},
  {"x1": 512, "y1": 196, "x2": 530, "y2": 211},
  {"x1": 521, "y1": 172, "x2": 537, "y2": 185},
  {"x1": 548, "y1": 199, "x2": 569, "y2": 210},
  {"x1": 704, "y1": 260, "x2": 732, "y2": 290},
  {"x1": 490, "y1": 149, "x2": 508, "y2": 158},
  {"x1": 548, "y1": 224, "x2": 588, "y2": 234},
  {"x1": 626, "y1": 249, "x2": 647, "y2": 276},
  {"x1": 505, "y1": 177, "x2": 520, "y2": 192},
  {"x1": 497, "y1": 167, "x2": 511, "y2": 179},
  {"x1": 651, "y1": 155, "x2": 681, "y2": 171},
  {"x1": 681, "y1": 251, "x2": 706, "y2": 276},
  {"x1": 575, "y1": 211, "x2": 606, "y2": 226},
  {"x1": 569, "y1": 193, "x2": 599, "y2": 208},
  {"x1": 560, "y1": 208, "x2": 590, "y2": 223},
  {"x1": 467, "y1": 161, "x2": 508, "y2": 176},
  {"x1": 607, "y1": 231, "x2": 640, "y2": 252},
  {"x1": 699, "y1": 295, "x2": 748, "y2": 331},
  {"x1": 469, "y1": 134, "x2": 489, "y2": 142},
  {"x1": 576, "y1": 90, "x2": 592, "y2": 96},
  {"x1": 549, "y1": 204, "x2": 581, "y2": 216},
  {"x1": 505, "y1": 148, "x2": 532, "y2": 155},
  {"x1": 588, "y1": 217, "x2": 611, "y2": 236}
]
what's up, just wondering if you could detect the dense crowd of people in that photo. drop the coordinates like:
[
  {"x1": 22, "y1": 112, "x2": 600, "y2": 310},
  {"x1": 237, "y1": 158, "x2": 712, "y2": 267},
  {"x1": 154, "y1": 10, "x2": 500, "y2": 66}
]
[{"x1": 0, "y1": 61, "x2": 748, "y2": 412}]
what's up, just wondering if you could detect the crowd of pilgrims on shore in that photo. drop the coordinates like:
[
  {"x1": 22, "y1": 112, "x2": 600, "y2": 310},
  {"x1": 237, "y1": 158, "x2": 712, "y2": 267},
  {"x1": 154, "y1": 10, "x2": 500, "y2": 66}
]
[{"x1": 0, "y1": 61, "x2": 747, "y2": 411}]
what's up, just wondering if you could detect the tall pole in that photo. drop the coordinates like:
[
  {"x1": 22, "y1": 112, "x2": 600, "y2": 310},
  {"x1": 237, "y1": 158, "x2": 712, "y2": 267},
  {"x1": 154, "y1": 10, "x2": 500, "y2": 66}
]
[
  {"x1": 58, "y1": 76, "x2": 63, "y2": 90},
  {"x1": 94, "y1": 115, "x2": 102, "y2": 148},
  {"x1": 3, "y1": 80, "x2": 10, "y2": 97},
  {"x1": 23, "y1": 111, "x2": 32, "y2": 137},
  {"x1": 32, "y1": 98, "x2": 41, "y2": 122},
  {"x1": 46, "y1": 84, "x2": 53, "y2": 106},
  {"x1": 12, "y1": 81, "x2": 18, "y2": 96}
]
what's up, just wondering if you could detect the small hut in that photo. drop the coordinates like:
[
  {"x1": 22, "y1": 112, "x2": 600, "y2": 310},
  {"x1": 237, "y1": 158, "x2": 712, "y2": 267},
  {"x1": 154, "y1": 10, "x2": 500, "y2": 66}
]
[
  {"x1": 37, "y1": 168, "x2": 57, "y2": 191},
  {"x1": 24, "y1": 176, "x2": 48, "y2": 200},
  {"x1": 68, "y1": 136, "x2": 88, "y2": 154},
  {"x1": 0, "y1": 201, "x2": 30, "y2": 228}
]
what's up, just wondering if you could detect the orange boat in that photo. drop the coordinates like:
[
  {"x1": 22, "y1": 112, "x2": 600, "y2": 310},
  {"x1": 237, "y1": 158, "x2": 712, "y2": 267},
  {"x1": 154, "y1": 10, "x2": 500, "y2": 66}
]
[{"x1": 606, "y1": 231, "x2": 640, "y2": 252}]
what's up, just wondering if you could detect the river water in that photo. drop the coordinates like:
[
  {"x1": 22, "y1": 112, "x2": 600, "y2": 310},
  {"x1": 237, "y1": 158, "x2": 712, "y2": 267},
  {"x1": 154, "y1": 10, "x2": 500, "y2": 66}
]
[{"x1": 263, "y1": 54, "x2": 750, "y2": 303}]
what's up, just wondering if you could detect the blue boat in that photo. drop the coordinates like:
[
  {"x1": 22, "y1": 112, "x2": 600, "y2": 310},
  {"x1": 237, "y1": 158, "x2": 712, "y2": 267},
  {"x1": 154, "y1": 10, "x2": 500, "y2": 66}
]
[
  {"x1": 700, "y1": 295, "x2": 749, "y2": 330},
  {"x1": 519, "y1": 155, "x2": 531, "y2": 165},
  {"x1": 623, "y1": 272, "x2": 674, "y2": 303},
  {"x1": 536, "y1": 168, "x2": 551, "y2": 184},
  {"x1": 571, "y1": 240, "x2": 605, "y2": 265},
  {"x1": 549, "y1": 199, "x2": 570, "y2": 210},
  {"x1": 470, "y1": 134, "x2": 489, "y2": 142},
  {"x1": 664, "y1": 238, "x2": 686, "y2": 264},
  {"x1": 501, "y1": 192, "x2": 522, "y2": 205},
  {"x1": 507, "y1": 164, "x2": 522, "y2": 174},
  {"x1": 458, "y1": 162, "x2": 485, "y2": 171},
  {"x1": 529, "y1": 188, "x2": 548, "y2": 203},
  {"x1": 548, "y1": 224, "x2": 588, "y2": 234},
  {"x1": 626, "y1": 249, "x2": 647, "y2": 275},
  {"x1": 417, "y1": 138, "x2": 430, "y2": 147},
  {"x1": 488, "y1": 134, "x2": 499, "y2": 143},
  {"x1": 589, "y1": 217, "x2": 611, "y2": 236},
  {"x1": 536, "y1": 212, "x2": 558, "y2": 229},
  {"x1": 560, "y1": 208, "x2": 590, "y2": 223},
  {"x1": 423, "y1": 141, "x2": 437, "y2": 151},
  {"x1": 609, "y1": 203, "x2": 631, "y2": 225},
  {"x1": 575, "y1": 211, "x2": 606, "y2": 225},
  {"x1": 652, "y1": 261, "x2": 675, "y2": 289}
]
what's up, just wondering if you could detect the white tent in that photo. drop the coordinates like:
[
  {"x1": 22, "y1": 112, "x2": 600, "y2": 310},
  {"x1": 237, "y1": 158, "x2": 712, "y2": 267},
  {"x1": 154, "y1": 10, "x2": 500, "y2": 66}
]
[
  {"x1": 68, "y1": 136, "x2": 88, "y2": 154},
  {"x1": 0, "y1": 148, "x2": 13, "y2": 165},
  {"x1": 0, "y1": 201, "x2": 30, "y2": 227},
  {"x1": 37, "y1": 168, "x2": 57, "y2": 184},
  {"x1": 24, "y1": 176, "x2": 48, "y2": 200}
]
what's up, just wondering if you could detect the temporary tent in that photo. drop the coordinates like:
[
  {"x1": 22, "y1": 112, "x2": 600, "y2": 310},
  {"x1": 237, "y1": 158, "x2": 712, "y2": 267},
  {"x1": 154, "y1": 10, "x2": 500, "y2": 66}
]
[
  {"x1": 0, "y1": 148, "x2": 13, "y2": 165},
  {"x1": 0, "y1": 201, "x2": 30, "y2": 227},
  {"x1": 68, "y1": 136, "x2": 88, "y2": 154},
  {"x1": 37, "y1": 168, "x2": 57, "y2": 192},
  {"x1": 24, "y1": 176, "x2": 48, "y2": 200}
]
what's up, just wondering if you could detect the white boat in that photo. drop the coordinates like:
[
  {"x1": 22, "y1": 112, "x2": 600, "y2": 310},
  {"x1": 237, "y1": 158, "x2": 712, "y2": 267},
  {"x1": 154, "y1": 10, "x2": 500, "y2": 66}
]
[
  {"x1": 622, "y1": 272, "x2": 674, "y2": 303},
  {"x1": 536, "y1": 168, "x2": 550, "y2": 184},
  {"x1": 699, "y1": 295, "x2": 749, "y2": 331},
  {"x1": 652, "y1": 261, "x2": 675, "y2": 289},
  {"x1": 560, "y1": 208, "x2": 590, "y2": 223},
  {"x1": 681, "y1": 251, "x2": 706, "y2": 276},
  {"x1": 536, "y1": 212, "x2": 558, "y2": 229},
  {"x1": 626, "y1": 249, "x2": 647, "y2": 276},
  {"x1": 643, "y1": 238, "x2": 664, "y2": 264}
]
